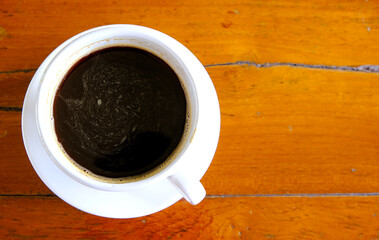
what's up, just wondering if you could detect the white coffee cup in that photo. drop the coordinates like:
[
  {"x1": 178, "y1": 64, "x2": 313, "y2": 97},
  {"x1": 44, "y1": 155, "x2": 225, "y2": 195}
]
[{"x1": 34, "y1": 25, "x2": 220, "y2": 205}]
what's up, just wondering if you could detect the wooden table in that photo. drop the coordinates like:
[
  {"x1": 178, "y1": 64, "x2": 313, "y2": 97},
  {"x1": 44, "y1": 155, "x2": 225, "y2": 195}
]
[{"x1": 1, "y1": 0, "x2": 379, "y2": 239}]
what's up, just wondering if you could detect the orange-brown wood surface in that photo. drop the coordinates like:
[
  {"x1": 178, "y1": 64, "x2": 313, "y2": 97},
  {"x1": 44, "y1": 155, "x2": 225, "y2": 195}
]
[
  {"x1": 1, "y1": 196, "x2": 379, "y2": 240},
  {"x1": 1, "y1": 0, "x2": 379, "y2": 239}
]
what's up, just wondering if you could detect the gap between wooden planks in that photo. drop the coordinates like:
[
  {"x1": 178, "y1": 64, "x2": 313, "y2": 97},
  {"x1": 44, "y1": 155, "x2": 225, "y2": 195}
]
[
  {"x1": 0, "y1": 196, "x2": 378, "y2": 239},
  {"x1": 1, "y1": 66, "x2": 379, "y2": 195}
]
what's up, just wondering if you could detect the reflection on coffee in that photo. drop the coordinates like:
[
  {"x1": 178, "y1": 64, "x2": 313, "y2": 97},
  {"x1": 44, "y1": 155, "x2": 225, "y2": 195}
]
[{"x1": 53, "y1": 47, "x2": 187, "y2": 179}]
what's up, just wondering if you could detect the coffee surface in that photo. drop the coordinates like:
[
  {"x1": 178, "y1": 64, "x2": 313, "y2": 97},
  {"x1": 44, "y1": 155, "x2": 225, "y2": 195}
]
[{"x1": 53, "y1": 47, "x2": 187, "y2": 178}]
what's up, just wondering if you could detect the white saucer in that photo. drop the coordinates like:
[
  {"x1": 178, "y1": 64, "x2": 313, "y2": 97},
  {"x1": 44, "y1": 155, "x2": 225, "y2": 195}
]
[{"x1": 21, "y1": 26, "x2": 220, "y2": 218}]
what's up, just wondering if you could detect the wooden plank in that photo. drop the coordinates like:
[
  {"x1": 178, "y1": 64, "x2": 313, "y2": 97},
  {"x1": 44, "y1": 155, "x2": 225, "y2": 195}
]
[
  {"x1": 0, "y1": 196, "x2": 378, "y2": 239},
  {"x1": 0, "y1": 0, "x2": 378, "y2": 72},
  {"x1": 0, "y1": 71, "x2": 33, "y2": 107},
  {"x1": 2, "y1": 66, "x2": 379, "y2": 195},
  {"x1": 204, "y1": 65, "x2": 379, "y2": 194},
  {"x1": 0, "y1": 111, "x2": 51, "y2": 194}
]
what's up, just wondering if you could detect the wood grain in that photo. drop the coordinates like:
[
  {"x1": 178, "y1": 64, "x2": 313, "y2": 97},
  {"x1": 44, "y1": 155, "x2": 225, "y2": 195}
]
[
  {"x1": 0, "y1": 111, "x2": 51, "y2": 195},
  {"x1": 1, "y1": 0, "x2": 379, "y2": 238},
  {"x1": 205, "y1": 65, "x2": 379, "y2": 195},
  {"x1": 0, "y1": 71, "x2": 33, "y2": 107},
  {"x1": 2, "y1": 66, "x2": 379, "y2": 195},
  {"x1": 0, "y1": 0, "x2": 378, "y2": 72},
  {"x1": 1, "y1": 196, "x2": 379, "y2": 239}
]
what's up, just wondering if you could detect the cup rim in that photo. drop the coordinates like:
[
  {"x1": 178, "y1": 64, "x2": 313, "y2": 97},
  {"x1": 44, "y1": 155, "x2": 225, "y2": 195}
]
[{"x1": 35, "y1": 25, "x2": 202, "y2": 191}]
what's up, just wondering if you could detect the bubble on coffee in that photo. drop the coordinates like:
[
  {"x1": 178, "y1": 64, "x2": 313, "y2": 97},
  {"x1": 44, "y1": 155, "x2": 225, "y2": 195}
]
[{"x1": 53, "y1": 47, "x2": 187, "y2": 181}]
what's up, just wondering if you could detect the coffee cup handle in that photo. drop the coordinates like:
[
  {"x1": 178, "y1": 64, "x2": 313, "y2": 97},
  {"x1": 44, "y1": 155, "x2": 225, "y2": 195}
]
[{"x1": 168, "y1": 174, "x2": 206, "y2": 205}]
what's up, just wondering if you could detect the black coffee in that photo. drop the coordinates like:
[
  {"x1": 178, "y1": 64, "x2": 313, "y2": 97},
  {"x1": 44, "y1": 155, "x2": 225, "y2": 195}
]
[{"x1": 53, "y1": 47, "x2": 187, "y2": 179}]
